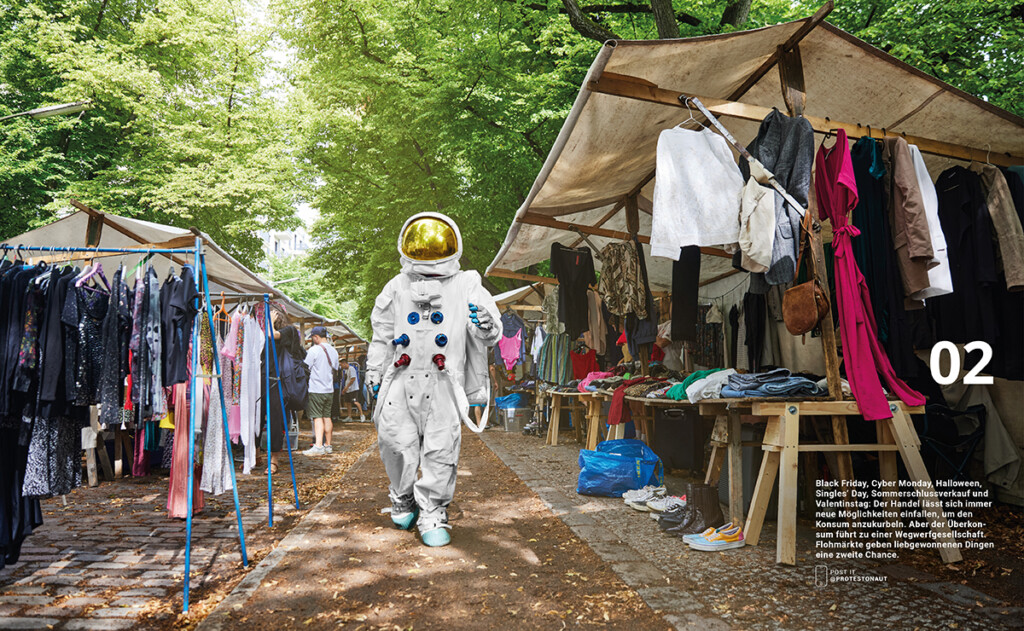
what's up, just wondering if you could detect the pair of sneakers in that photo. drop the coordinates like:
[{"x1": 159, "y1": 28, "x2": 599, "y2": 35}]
[
  {"x1": 646, "y1": 495, "x2": 687, "y2": 519},
  {"x1": 391, "y1": 504, "x2": 451, "y2": 548},
  {"x1": 303, "y1": 444, "x2": 333, "y2": 456},
  {"x1": 623, "y1": 485, "x2": 666, "y2": 510},
  {"x1": 683, "y1": 522, "x2": 745, "y2": 551}
]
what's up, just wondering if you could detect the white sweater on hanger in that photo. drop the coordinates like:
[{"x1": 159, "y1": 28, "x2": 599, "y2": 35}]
[{"x1": 652, "y1": 127, "x2": 743, "y2": 259}]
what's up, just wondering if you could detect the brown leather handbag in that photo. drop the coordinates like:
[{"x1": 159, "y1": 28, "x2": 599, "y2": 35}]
[{"x1": 783, "y1": 211, "x2": 830, "y2": 336}]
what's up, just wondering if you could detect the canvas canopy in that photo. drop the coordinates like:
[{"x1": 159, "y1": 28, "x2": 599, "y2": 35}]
[
  {"x1": 494, "y1": 282, "x2": 546, "y2": 307},
  {"x1": 487, "y1": 16, "x2": 1024, "y2": 289},
  {"x1": 4, "y1": 205, "x2": 364, "y2": 345}
]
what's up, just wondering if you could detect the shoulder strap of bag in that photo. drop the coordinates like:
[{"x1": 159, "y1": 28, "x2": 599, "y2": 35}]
[{"x1": 790, "y1": 207, "x2": 820, "y2": 283}]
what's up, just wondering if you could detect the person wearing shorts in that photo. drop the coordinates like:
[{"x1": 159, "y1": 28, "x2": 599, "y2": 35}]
[
  {"x1": 303, "y1": 326, "x2": 339, "y2": 456},
  {"x1": 339, "y1": 358, "x2": 365, "y2": 422}
]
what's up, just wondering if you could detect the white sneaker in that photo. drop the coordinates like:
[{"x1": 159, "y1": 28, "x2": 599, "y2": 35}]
[
  {"x1": 622, "y1": 485, "x2": 666, "y2": 504},
  {"x1": 342, "y1": 417, "x2": 353, "y2": 423},
  {"x1": 625, "y1": 486, "x2": 666, "y2": 511},
  {"x1": 359, "y1": 415, "x2": 366, "y2": 422},
  {"x1": 324, "y1": 445, "x2": 333, "y2": 454},
  {"x1": 303, "y1": 445, "x2": 325, "y2": 456},
  {"x1": 646, "y1": 495, "x2": 687, "y2": 513}
]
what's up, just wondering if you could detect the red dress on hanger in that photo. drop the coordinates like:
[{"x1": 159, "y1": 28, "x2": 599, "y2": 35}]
[{"x1": 813, "y1": 129, "x2": 925, "y2": 420}]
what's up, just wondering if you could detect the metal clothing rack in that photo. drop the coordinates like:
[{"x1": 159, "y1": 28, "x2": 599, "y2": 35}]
[{"x1": 0, "y1": 240, "x2": 248, "y2": 613}]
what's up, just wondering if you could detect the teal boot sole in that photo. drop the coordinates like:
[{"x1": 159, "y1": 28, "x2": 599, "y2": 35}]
[
  {"x1": 392, "y1": 508, "x2": 419, "y2": 530},
  {"x1": 421, "y1": 528, "x2": 451, "y2": 547}
]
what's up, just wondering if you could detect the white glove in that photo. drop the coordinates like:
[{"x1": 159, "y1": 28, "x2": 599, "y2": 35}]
[
  {"x1": 468, "y1": 303, "x2": 494, "y2": 331},
  {"x1": 366, "y1": 370, "x2": 381, "y2": 389}
]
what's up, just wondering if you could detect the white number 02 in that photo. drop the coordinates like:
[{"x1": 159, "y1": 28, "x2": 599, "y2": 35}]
[{"x1": 930, "y1": 341, "x2": 994, "y2": 385}]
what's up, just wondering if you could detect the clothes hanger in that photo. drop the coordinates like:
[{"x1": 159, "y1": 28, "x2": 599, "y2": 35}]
[
  {"x1": 677, "y1": 97, "x2": 709, "y2": 131},
  {"x1": 215, "y1": 292, "x2": 231, "y2": 323}
]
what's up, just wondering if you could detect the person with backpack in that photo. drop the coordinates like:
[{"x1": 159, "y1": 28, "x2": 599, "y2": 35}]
[
  {"x1": 303, "y1": 326, "x2": 339, "y2": 456},
  {"x1": 261, "y1": 323, "x2": 309, "y2": 474}
]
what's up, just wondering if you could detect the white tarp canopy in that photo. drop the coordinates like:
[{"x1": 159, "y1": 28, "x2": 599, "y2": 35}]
[
  {"x1": 487, "y1": 18, "x2": 1024, "y2": 289},
  {"x1": 3, "y1": 206, "x2": 364, "y2": 344},
  {"x1": 494, "y1": 282, "x2": 546, "y2": 307}
]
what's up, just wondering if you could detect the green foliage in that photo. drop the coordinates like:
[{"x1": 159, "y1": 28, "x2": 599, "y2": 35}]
[
  {"x1": 0, "y1": 0, "x2": 304, "y2": 266},
  {"x1": 263, "y1": 253, "x2": 369, "y2": 339}
]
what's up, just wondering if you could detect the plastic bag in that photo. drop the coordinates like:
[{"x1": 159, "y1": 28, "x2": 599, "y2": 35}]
[
  {"x1": 495, "y1": 393, "x2": 527, "y2": 410},
  {"x1": 576, "y1": 439, "x2": 664, "y2": 497}
]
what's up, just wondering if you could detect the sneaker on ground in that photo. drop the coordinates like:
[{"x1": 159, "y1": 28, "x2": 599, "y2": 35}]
[
  {"x1": 682, "y1": 522, "x2": 733, "y2": 544},
  {"x1": 324, "y1": 445, "x2": 334, "y2": 454},
  {"x1": 622, "y1": 485, "x2": 666, "y2": 504},
  {"x1": 342, "y1": 417, "x2": 353, "y2": 423},
  {"x1": 625, "y1": 487, "x2": 665, "y2": 511},
  {"x1": 303, "y1": 445, "x2": 325, "y2": 456},
  {"x1": 646, "y1": 495, "x2": 687, "y2": 513},
  {"x1": 360, "y1": 416, "x2": 367, "y2": 422},
  {"x1": 687, "y1": 525, "x2": 745, "y2": 551}
]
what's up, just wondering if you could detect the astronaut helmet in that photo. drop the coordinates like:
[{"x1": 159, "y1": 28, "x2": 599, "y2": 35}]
[{"x1": 397, "y1": 212, "x2": 463, "y2": 277}]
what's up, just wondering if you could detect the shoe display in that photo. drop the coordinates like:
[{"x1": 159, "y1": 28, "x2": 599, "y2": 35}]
[
  {"x1": 670, "y1": 483, "x2": 725, "y2": 536},
  {"x1": 659, "y1": 505, "x2": 693, "y2": 531},
  {"x1": 622, "y1": 485, "x2": 667, "y2": 504},
  {"x1": 687, "y1": 524, "x2": 745, "y2": 551},
  {"x1": 302, "y1": 445, "x2": 325, "y2": 456},
  {"x1": 645, "y1": 495, "x2": 686, "y2": 513},
  {"x1": 626, "y1": 486, "x2": 666, "y2": 511},
  {"x1": 682, "y1": 522, "x2": 734, "y2": 544}
]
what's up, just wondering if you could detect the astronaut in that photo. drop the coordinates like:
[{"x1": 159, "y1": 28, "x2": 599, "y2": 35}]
[{"x1": 365, "y1": 212, "x2": 501, "y2": 547}]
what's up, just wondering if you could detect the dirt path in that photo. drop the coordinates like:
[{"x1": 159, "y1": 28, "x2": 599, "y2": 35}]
[{"x1": 208, "y1": 429, "x2": 670, "y2": 630}]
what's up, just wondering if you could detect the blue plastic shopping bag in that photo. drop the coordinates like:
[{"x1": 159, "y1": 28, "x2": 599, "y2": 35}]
[{"x1": 576, "y1": 439, "x2": 664, "y2": 497}]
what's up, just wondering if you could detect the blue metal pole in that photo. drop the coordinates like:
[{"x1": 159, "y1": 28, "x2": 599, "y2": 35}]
[
  {"x1": 198, "y1": 253, "x2": 248, "y2": 566},
  {"x1": 266, "y1": 312, "x2": 300, "y2": 509},
  {"x1": 0, "y1": 244, "x2": 196, "y2": 254},
  {"x1": 264, "y1": 293, "x2": 274, "y2": 527},
  {"x1": 183, "y1": 237, "x2": 201, "y2": 612}
]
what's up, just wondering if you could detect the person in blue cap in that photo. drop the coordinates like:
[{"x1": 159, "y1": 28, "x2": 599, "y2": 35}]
[{"x1": 365, "y1": 212, "x2": 500, "y2": 547}]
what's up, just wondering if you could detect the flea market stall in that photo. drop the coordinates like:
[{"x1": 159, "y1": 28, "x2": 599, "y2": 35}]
[
  {"x1": 487, "y1": 5, "x2": 1024, "y2": 566},
  {"x1": 0, "y1": 203, "x2": 363, "y2": 610}
]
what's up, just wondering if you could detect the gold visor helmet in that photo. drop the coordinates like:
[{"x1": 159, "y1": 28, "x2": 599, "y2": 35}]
[{"x1": 399, "y1": 215, "x2": 460, "y2": 261}]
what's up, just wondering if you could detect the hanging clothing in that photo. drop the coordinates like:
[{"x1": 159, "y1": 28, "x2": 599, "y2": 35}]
[
  {"x1": 200, "y1": 377, "x2": 233, "y2": 495},
  {"x1": 969, "y1": 161, "x2": 1024, "y2": 290},
  {"x1": 494, "y1": 310, "x2": 526, "y2": 366},
  {"x1": 881, "y1": 136, "x2": 934, "y2": 304},
  {"x1": 582, "y1": 290, "x2": 607, "y2": 356},
  {"x1": 62, "y1": 282, "x2": 109, "y2": 406},
  {"x1": 541, "y1": 291, "x2": 564, "y2": 334},
  {"x1": 849, "y1": 138, "x2": 920, "y2": 379},
  {"x1": 814, "y1": 130, "x2": 925, "y2": 421},
  {"x1": 907, "y1": 145, "x2": 953, "y2": 300},
  {"x1": 550, "y1": 243, "x2": 596, "y2": 340},
  {"x1": 929, "y1": 167, "x2": 999, "y2": 347},
  {"x1": 743, "y1": 292, "x2": 766, "y2": 372},
  {"x1": 165, "y1": 266, "x2": 199, "y2": 386},
  {"x1": 537, "y1": 333, "x2": 571, "y2": 385},
  {"x1": 624, "y1": 237, "x2": 658, "y2": 359},
  {"x1": 651, "y1": 127, "x2": 743, "y2": 258},
  {"x1": 167, "y1": 383, "x2": 204, "y2": 517},
  {"x1": 498, "y1": 330, "x2": 523, "y2": 371},
  {"x1": 98, "y1": 268, "x2": 131, "y2": 427},
  {"x1": 671, "y1": 246, "x2": 700, "y2": 343},
  {"x1": 737, "y1": 178, "x2": 776, "y2": 272},
  {"x1": 530, "y1": 324, "x2": 546, "y2": 368},
  {"x1": 741, "y1": 109, "x2": 815, "y2": 289},
  {"x1": 569, "y1": 348, "x2": 599, "y2": 380},
  {"x1": 691, "y1": 304, "x2": 723, "y2": 369},
  {"x1": 596, "y1": 240, "x2": 647, "y2": 319},
  {"x1": 239, "y1": 314, "x2": 264, "y2": 474},
  {"x1": 220, "y1": 311, "x2": 243, "y2": 441}
]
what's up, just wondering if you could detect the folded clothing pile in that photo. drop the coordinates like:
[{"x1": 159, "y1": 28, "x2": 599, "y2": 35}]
[{"x1": 720, "y1": 368, "x2": 825, "y2": 398}]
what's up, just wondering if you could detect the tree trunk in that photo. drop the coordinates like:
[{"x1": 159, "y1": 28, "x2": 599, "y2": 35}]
[
  {"x1": 561, "y1": 0, "x2": 619, "y2": 42},
  {"x1": 649, "y1": 0, "x2": 680, "y2": 38},
  {"x1": 721, "y1": 0, "x2": 753, "y2": 27}
]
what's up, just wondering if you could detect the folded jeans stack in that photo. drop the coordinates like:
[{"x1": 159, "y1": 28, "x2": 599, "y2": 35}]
[{"x1": 720, "y1": 368, "x2": 826, "y2": 398}]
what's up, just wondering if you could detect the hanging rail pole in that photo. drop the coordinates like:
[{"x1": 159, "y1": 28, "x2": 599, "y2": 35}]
[
  {"x1": 199, "y1": 253, "x2": 249, "y2": 567},
  {"x1": 266, "y1": 307, "x2": 301, "y2": 509},
  {"x1": 264, "y1": 294, "x2": 274, "y2": 526},
  {"x1": 0, "y1": 244, "x2": 196, "y2": 254},
  {"x1": 183, "y1": 237, "x2": 202, "y2": 612}
]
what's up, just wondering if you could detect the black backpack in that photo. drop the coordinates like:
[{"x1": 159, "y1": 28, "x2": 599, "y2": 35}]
[{"x1": 278, "y1": 350, "x2": 310, "y2": 411}]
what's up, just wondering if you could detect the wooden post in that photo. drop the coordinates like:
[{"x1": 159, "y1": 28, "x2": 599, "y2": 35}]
[
  {"x1": 777, "y1": 403, "x2": 800, "y2": 565},
  {"x1": 727, "y1": 409, "x2": 745, "y2": 524},
  {"x1": 778, "y1": 45, "x2": 806, "y2": 117},
  {"x1": 744, "y1": 417, "x2": 780, "y2": 546},
  {"x1": 876, "y1": 419, "x2": 900, "y2": 536},
  {"x1": 887, "y1": 406, "x2": 963, "y2": 564},
  {"x1": 625, "y1": 194, "x2": 640, "y2": 237}
]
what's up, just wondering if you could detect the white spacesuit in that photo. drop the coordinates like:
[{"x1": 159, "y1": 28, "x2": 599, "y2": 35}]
[{"x1": 365, "y1": 212, "x2": 501, "y2": 547}]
